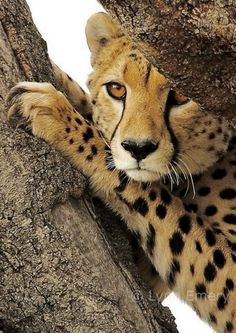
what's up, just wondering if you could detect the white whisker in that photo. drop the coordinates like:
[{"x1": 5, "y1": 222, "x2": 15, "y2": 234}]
[
  {"x1": 178, "y1": 156, "x2": 196, "y2": 198},
  {"x1": 169, "y1": 162, "x2": 180, "y2": 186},
  {"x1": 167, "y1": 165, "x2": 174, "y2": 192},
  {"x1": 173, "y1": 160, "x2": 187, "y2": 181}
]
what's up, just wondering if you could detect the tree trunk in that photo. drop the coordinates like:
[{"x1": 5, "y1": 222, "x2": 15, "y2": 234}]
[
  {"x1": 99, "y1": 0, "x2": 236, "y2": 125},
  {"x1": 0, "y1": 1, "x2": 178, "y2": 333}
]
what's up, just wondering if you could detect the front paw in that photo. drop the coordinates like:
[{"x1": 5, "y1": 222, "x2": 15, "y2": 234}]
[{"x1": 6, "y1": 82, "x2": 71, "y2": 142}]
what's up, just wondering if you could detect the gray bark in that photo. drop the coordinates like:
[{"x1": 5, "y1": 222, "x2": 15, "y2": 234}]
[
  {"x1": 0, "y1": 1, "x2": 178, "y2": 332},
  {"x1": 99, "y1": 0, "x2": 236, "y2": 125}
]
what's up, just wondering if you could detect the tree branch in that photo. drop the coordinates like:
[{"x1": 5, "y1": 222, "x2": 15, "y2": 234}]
[{"x1": 98, "y1": 0, "x2": 236, "y2": 125}]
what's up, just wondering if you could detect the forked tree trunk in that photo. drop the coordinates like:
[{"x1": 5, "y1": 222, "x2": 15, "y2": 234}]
[
  {"x1": 1, "y1": 0, "x2": 235, "y2": 332},
  {"x1": 99, "y1": 0, "x2": 236, "y2": 125},
  {"x1": 0, "y1": 1, "x2": 178, "y2": 333}
]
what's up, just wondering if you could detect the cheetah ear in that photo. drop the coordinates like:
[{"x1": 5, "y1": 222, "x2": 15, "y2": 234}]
[{"x1": 86, "y1": 12, "x2": 122, "y2": 63}]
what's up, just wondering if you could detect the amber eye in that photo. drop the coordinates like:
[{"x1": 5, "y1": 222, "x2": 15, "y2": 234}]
[
  {"x1": 167, "y1": 90, "x2": 190, "y2": 107},
  {"x1": 106, "y1": 82, "x2": 126, "y2": 100}
]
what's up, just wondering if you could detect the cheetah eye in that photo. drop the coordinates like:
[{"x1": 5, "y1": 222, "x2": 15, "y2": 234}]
[
  {"x1": 106, "y1": 82, "x2": 126, "y2": 101},
  {"x1": 167, "y1": 90, "x2": 190, "y2": 107}
]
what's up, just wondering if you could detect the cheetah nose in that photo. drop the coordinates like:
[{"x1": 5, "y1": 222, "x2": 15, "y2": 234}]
[{"x1": 121, "y1": 140, "x2": 159, "y2": 161}]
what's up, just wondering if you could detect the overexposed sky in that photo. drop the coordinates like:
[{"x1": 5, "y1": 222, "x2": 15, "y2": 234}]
[{"x1": 26, "y1": 1, "x2": 214, "y2": 333}]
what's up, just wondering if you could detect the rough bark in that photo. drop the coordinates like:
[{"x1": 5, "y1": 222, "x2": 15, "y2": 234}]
[
  {"x1": 98, "y1": 0, "x2": 236, "y2": 125},
  {"x1": 0, "y1": 1, "x2": 178, "y2": 332}
]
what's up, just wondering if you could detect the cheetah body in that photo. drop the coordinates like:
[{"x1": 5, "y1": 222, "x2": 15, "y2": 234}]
[{"x1": 6, "y1": 13, "x2": 236, "y2": 333}]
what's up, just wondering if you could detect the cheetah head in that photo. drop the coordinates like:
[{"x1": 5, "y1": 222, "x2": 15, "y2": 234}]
[{"x1": 86, "y1": 13, "x2": 231, "y2": 183}]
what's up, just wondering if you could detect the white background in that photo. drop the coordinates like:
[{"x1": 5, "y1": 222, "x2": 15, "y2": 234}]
[{"x1": 26, "y1": 1, "x2": 214, "y2": 332}]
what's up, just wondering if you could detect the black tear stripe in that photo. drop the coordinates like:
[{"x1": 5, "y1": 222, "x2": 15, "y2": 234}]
[
  {"x1": 110, "y1": 99, "x2": 126, "y2": 142},
  {"x1": 144, "y1": 63, "x2": 152, "y2": 86},
  {"x1": 164, "y1": 90, "x2": 179, "y2": 162}
]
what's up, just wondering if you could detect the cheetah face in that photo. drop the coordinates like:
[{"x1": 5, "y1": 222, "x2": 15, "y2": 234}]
[{"x1": 86, "y1": 13, "x2": 231, "y2": 182}]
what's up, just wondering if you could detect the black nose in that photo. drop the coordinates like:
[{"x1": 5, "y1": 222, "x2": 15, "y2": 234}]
[{"x1": 121, "y1": 140, "x2": 159, "y2": 161}]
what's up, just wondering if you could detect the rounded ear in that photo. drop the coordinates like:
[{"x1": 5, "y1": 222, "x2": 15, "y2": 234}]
[{"x1": 86, "y1": 12, "x2": 122, "y2": 62}]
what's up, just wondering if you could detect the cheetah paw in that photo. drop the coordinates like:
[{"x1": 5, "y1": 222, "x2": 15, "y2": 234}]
[{"x1": 6, "y1": 82, "x2": 71, "y2": 142}]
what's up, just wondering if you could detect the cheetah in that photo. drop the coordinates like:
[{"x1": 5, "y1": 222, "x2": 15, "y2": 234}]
[{"x1": 6, "y1": 12, "x2": 236, "y2": 333}]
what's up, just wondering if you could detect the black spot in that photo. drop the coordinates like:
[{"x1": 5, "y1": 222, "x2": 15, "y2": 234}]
[
  {"x1": 228, "y1": 229, "x2": 236, "y2": 235},
  {"x1": 99, "y1": 37, "x2": 108, "y2": 45},
  {"x1": 179, "y1": 215, "x2": 192, "y2": 234},
  {"x1": 141, "y1": 182, "x2": 149, "y2": 190},
  {"x1": 223, "y1": 214, "x2": 236, "y2": 225},
  {"x1": 146, "y1": 224, "x2": 156, "y2": 256},
  {"x1": 205, "y1": 229, "x2": 216, "y2": 246},
  {"x1": 92, "y1": 100, "x2": 96, "y2": 105},
  {"x1": 217, "y1": 127, "x2": 222, "y2": 133},
  {"x1": 133, "y1": 198, "x2": 149, "y2": 216},
  {"x1": 190, "y1": 264, "x2": 195, "y2": 276},
  {"x1": 169, "y1": 232, "x2": 185, "y2": 255},
  {"x1": 192, "y1": 174, "x2": 202, "y2": 182},
  {"x1": 208, "y1": 146, "x2": 215, "y2": 152},
  {"x1": 83, "y1": 127, "x2": 94, "y2": 143},
  {"x1": 65, "y1": 127, "x2": 71, "y2": 133},
  {"x1": 220, "y1": 188, "x2": 236, "y2": 200},
  {"x1": 156, "y1": 204, "x2": 167, "y2": 219},
  {"x1": 167, "y1": 259, "x2": 180, "y2": 287},
  {"x1": 149, "y1": 190, "x2": 157, "y2": 201},
  {"x1": 195, "y1": 283, "x2": 207, "y2": 299},
  {"x1": 195, "y1": 241, "x2": 203, "y2": 253},
  {"x1": 197, "y1": 217, "x2": 204, "y2": 226},
  {"x1": 211, "y1": 168, "x2": 227, "y2": 179},
  {"x1": 160, "y1": 188, "x2": 172, "y2": 205},
  {"x1": 185, "y1": 203, "x2": 198, "y2": 213},
  {"x1": 69, "y1": 138, "x2": 74, "y2": 145},
  {"x1": 230, "y1": 160, "x2": 236, "y2": 166},
  {"x1": 204, "y1": 262, "x2": 217, "y2": 282},
  {"x1": 129, "y1": 53, "x2": 138, "y2": 60},
  {"x1": 209, "y1": 313, "x2": 217, "y2": 324},
  {"x1": 208, "y1": 132, "x2": 215, "y2": 139},
  {"x1": 227, "y1": 239, "x2": 236, "y2": 252},
  {"x1": 213, "y1": 249, "x2": 226, "y2": 269},
  {"x1": 213, "y1": 227, "x2": 223, "y2": 235},
  {"x1": 205, "y1": 205, "x2": 218, "y2": 216},
  {"x1": 225, "y1": 322, "x2": 234, "y2": 332},
  {"x1": 115, "y1": 171, "x2": 129, "y2": 192},
  {"x1": 198, "y1": 187, "x2": 211, "y2": 196},
  {"x1": 226, "y1": 278, "x2": 234, "y2": 291},
  {"x1": 91, "y1": 145, "x2": 98, "y2": 155},
  {"x1": 78, "y1": 145, "x2": 84, "y2": 153},
  {"x1": 75, "y1": 118, "x2": 83, "y2": 125},
  {"x1": 86, "y1": 154, "x2": 93, "y2": 161},
  {"x1": 67, "y1": 116, "x2": 71, "y2": 122},
  {"x1": 217, "y1": 294, "x2": 228, "y2": 310}
]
